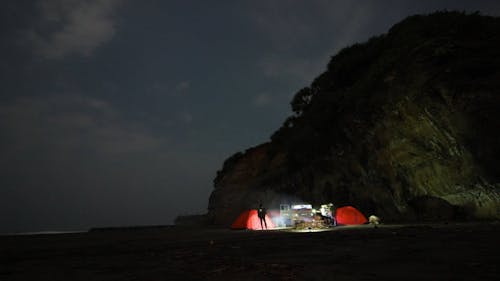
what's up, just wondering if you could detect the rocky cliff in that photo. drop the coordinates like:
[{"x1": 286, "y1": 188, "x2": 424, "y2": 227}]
[{"x1": 208, "y1": 12, "x2": 500, "y2": 225}]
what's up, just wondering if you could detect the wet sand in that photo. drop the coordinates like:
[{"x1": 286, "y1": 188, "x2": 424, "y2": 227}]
[{"x1": 1, "y1": 222, "x2": 499, "y2": 280}]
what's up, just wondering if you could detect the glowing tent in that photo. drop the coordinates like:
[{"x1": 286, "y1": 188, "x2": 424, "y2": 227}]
[
  {"x1": 335, "y1": 206, "x2": 368, "y2": 225},
  {"x1": 231, "y1": 209, "x2": 275, "y2": 230}
]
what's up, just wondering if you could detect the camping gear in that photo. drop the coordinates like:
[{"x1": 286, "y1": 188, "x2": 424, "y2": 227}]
[
  {"x1": 291, "y1": 204, "x2": 314, "y2": 225},
  {"x1": 369, "y1": 215, "x2": 381, "y2": 225},
  {"x1": 335, "y1": 206, "x2": 368, "y2": 225},
  {"x1": 231, "y1": 209, "x2": 275, "y2": 230},
  {"x1": 279, "y1": 204, "x2": 292, "y2": 227}
]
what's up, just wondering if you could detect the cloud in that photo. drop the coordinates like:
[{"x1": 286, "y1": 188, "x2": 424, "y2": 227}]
[
  {"x1": 149, "y1": 80, "x2": 191, "y2": 97},
  {"x1": 247, "y1": 1, "x2": 380, "y2": 83},
  {"x1": 28, "y1": 0, "x2": 123, "y2": 59},
  {"x1": 0, "y1": 94, "x2": 161, "y2": 158},
  {"x1": 253, "y1": 93, "x2": 272, "y2": 107},
  {"x1": 0, "y1": 94, "x2": 216, "y2": 232}
]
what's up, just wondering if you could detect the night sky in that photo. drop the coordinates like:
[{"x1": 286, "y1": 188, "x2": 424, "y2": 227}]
[{"x1": 1, "y1": 1, "x2": 499, "y2": 234}]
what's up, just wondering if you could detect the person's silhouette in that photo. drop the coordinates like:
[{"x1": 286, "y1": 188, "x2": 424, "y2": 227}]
[{"x1": 257, "y1": 204, "x2": 267, "y2": 230}]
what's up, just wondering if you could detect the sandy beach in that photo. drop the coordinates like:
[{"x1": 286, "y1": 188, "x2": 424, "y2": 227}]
[{"x1": 1, "y1": 222, "x2": 498, "y2": 280}]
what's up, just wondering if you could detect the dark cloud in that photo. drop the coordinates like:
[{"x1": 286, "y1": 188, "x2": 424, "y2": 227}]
[
  {"x1": 252, "y1": 93, "x2": 272, "y2": 107},
  {"x1": 0, "y1": 95, "x2": 159, "y2": 155},
  {"x1": 0, "y1": 94, "x2": 213, "y2": 233}
]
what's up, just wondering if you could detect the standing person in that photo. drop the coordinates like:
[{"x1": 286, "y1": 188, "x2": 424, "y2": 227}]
[{"x1": 257, "y1": 204, "x2": 268, "y2": 230}]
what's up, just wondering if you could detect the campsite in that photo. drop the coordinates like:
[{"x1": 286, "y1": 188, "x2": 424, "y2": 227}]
[
  {"x1": 1, "y1": 222, "x2": 499, "y2": 280},
  {"x1": 229, "y1": 203, "x2": 369, "y2": 231}
]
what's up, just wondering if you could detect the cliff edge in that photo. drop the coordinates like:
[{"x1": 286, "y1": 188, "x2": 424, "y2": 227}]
[{"x1": 208, "y1": 12, "x2": 500, "y2": 225}]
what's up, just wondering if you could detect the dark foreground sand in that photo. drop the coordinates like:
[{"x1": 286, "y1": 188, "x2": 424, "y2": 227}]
[{"x1": 1, "y1": 222, "x2": 499, "y2": 281}]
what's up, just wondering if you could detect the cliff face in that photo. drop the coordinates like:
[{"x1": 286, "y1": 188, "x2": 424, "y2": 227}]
[{"x1": 208, "y1": 12, "x2": 500, "y2": 225}]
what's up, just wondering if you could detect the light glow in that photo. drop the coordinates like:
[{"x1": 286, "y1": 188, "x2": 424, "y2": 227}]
[
  {"x1": 231, "y1": 209, "x2": 275, "y2": 230},
  {"x1": 291, "y1": 204, "x2": 312, "y2": 210}
]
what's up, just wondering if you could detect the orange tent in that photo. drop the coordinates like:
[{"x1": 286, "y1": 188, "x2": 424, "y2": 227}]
[
  {"x1": 335, "y1": 206, "x2": 368, "y2": 225},
  {"x1": 231, "y1": 209, "x2": 275, "y2": 230}
]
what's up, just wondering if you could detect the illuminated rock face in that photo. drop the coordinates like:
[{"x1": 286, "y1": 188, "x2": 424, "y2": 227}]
[{"x1": 208, "y1": 12, "x2": 500, "y2": 226}]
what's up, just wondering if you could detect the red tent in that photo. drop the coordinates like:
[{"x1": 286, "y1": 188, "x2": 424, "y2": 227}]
[
  {"x1": 335, "y1": 206, "x2": 368, "y2": 225},
  {"x1": 231, "y1": 209, "x2": 275, "y2": 230}
]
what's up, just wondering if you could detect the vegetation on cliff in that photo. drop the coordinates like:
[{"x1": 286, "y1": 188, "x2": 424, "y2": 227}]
[{"x1": 209, "y1": 12, "x2": 500, "y2": 224}]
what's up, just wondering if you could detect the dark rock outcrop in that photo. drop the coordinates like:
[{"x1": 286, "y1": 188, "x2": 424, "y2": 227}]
[{"x1": 208, "y1": 12, "x2": 500, "y2": 225}]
